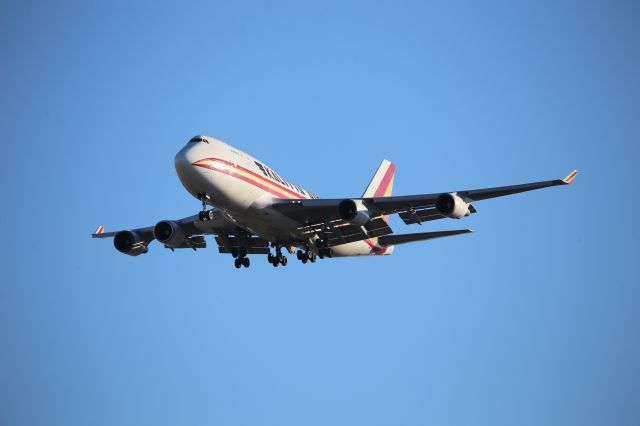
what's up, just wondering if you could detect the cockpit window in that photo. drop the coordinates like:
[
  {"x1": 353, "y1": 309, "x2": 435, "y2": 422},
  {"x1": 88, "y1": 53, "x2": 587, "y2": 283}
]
[{"x1": 189, "y1": 136, "x2": 209, "y2": 143}]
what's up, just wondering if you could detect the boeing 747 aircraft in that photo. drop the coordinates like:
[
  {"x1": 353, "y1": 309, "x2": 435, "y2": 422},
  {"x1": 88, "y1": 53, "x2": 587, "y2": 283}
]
[{"x1": 92, "y1": 135, "x2": 578, "y2": 268}]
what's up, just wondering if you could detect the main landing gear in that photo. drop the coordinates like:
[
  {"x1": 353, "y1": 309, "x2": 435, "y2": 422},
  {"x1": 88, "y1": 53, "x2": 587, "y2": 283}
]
[
  {"x1": 234, "y1": 257, "x2": 250, "y2": 268},
  {"x1": 232, "y1": 247, "x2": 250, "y2": 269},
  {"x1": 296, "y1": 249, "x2": 316, "y2": 264},
  {"x1": 295, "y1": 239, "x2": 333, "y2": 264},
  {"x1": 313, "y1": 239, "x2": 333, "y2": 259},
  {"x1": 267, "y1": 245, "x2": 287, "y2": 267}
]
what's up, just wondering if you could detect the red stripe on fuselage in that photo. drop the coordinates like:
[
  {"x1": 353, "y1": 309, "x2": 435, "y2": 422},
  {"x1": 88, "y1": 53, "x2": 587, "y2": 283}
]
[
  {"x1": 363, "y1": 238, "x2": 388, "y2": 255},
  {"x1": 192, "y1": 157, "x2": 308, "y2": 199}
]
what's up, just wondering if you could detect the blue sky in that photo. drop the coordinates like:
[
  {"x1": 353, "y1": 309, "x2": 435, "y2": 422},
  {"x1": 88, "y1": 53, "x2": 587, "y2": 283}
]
[{"x1": 1, "y1": 1, "x2": 639, "y2": 425}]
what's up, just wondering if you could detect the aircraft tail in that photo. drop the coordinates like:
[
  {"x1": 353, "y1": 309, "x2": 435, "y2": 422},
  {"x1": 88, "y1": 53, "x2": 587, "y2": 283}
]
[
  {"x1": 362, "y1": 159, "x2": 395, "y2": 198},
  {"x1": 363, "y1": 160, "x2": 395, "y2": 224}
]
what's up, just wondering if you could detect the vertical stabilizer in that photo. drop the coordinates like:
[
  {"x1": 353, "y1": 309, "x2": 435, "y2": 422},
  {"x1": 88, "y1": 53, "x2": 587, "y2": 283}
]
[
  {"x1": 362, "y1": 159, "x2": 395, "y2": 225},
  {"x1": 362, "y1": 159, "x2": 395, "y2": 198}
]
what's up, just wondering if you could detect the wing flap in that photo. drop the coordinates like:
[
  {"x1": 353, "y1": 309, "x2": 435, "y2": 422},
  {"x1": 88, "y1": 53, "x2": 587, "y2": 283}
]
[
  {"x1": 218, "y1": 247, "x2": 271, "y2": 255},
  {"x1": 398, "y1": 208, "x2": 447, "y2": 225}
]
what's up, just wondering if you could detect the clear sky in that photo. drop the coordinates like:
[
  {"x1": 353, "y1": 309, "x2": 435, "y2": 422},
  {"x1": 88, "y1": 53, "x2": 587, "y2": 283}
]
[{"x1": 2, "y1": 1, "x2": 639, "y2": 425}]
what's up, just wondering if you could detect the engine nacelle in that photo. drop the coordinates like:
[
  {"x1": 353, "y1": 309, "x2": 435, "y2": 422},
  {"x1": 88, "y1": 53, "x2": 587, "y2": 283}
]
[
  {"x1": 114, "y1": 230, "x2": 148, "y2": 256},
  {"x1": 338, "y1": 199, "x2": 371, "y2": 226},
  {"x1": 153, "y1": 220, "x2": 186, "y2": 248},
  {"x1": 435, "y1": 193, "x2": 472, "y2": 219}
]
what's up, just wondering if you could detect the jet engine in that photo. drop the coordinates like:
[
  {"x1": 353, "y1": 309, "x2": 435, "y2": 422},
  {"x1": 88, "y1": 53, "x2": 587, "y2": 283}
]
[
  {"x1": 435, "y1": 193, "x2": 472, "y2": 219},
  {"x1": 114, "y1": 230, "x2": 148, "y2": 256},
  {"x1": 153, "y1": 220, "x2": 186, "y2": 248},
  {"x1": 338, "y1": 199, "x2": 370, "y2": 226}
]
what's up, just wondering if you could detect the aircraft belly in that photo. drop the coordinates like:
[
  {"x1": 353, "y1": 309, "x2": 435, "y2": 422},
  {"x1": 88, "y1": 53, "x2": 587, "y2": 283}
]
[
  {"x1": 199, "y1": 173, "x2": 301, "y2": 242},
  {"x1": 330, "y1": 240, "x2": 393, "y2": 257}
]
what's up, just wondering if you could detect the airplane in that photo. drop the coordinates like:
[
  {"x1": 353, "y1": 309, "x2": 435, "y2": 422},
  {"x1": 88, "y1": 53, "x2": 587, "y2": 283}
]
[{"x1": 92, "y1": 135, "x2": 578, "y2": 268}]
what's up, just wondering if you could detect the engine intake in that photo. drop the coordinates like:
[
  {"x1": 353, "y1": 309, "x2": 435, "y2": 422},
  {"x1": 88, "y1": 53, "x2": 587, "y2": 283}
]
[
  {"x1": 114, "y1": 230, "x2": 148, "y2": 256},
  {"x1": 153, "y1": 220, "x2": 186, "y2": 248},
  {"x1": 338, "y1": 199, "x2": 370, "y2": 226},
  {"x1": 435, "y1": 193, "x2": 472, "y2": 219}
]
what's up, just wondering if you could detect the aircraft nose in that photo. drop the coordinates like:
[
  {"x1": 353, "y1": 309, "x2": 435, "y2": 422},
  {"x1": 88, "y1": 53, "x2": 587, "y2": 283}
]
[
  {"x1": 174, "y1": 146, "x2": 192, "y2": 176},
  {"x1": 175, "y1": 142, "x2": 208, "y2": 178}
]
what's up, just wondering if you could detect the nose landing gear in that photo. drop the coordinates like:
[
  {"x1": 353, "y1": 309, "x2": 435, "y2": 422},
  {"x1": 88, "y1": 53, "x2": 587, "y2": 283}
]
[{"x1": 197, "y1": 193, "x2": 216, "y2": 221}]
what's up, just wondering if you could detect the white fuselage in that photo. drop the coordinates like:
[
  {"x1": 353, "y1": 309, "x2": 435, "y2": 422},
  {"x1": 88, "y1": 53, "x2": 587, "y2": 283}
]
[{"x1": 174, "y1": 136, "x2": 391, "y2": 257}]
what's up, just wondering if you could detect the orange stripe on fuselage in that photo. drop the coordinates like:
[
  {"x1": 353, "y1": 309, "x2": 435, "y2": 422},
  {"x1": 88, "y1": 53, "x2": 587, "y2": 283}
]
[{"x1": 192, "y1": 158, "x2": 309, "y2": 199}]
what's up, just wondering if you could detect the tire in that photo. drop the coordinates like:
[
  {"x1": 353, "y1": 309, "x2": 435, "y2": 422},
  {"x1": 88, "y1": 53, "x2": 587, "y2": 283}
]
[
  {"x1": 273, "y1": 260, "x2": 279, "y2": 267},
  {"x1": 281, "y1": 256, "x2": 287, "y2": 266},
  {"x1": 234, "y1": 258, "x2": 241, "y2": 269},
  {"x1": 207, "y1": 210, "x2": 215, "y2": 220},
  {"x1": 242, "y1": 257, "x2": 250, "y2": 268},
  {"x1": 198, "y1": 211, "x2": 204, "y2": 221}
]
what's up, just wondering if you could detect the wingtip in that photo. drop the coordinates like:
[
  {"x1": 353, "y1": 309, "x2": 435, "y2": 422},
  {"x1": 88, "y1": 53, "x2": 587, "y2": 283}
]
[
  {"x1": 562, "y1": 170, "x2": 578, "y2": 185},
  {"x1": 93, "y1": 225, "x2": 105, "y2": 235}
]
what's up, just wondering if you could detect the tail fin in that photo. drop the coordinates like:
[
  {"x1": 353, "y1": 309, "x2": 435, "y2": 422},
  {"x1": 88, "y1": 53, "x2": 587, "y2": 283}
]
[{"x1": 362, "y1": 159, "x2": 395, "y2": 198}]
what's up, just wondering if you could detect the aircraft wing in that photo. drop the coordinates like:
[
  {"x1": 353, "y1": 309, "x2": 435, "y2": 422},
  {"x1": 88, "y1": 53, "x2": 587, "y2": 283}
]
[
  {"x1": 91, "y1": 225, "x2": 152, "y2": 239},
  {"x1": 91, "y1": 209, "x2": 258, "y2": 255},
  {"x1": 92, "y1": 211, "x2": 234, "y2": 239},
  {"x1": 369, "y1": 170, "x2": 578, "y2": 214},
  {"x1": 272, "y1": 170, "x2": 578, "y2": 233}
]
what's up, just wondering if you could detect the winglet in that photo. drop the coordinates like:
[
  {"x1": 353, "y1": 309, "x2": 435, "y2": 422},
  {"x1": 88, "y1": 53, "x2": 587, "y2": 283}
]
[
  {"x1": 94, "y1": 226, "x2": 105, "y2": 235},
  {"x1": 562, "y1": 170, "x2": 578, "y2": 185}
]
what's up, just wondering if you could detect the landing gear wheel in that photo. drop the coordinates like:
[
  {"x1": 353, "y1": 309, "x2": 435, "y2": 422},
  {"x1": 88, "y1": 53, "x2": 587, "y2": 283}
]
[
  {"x1": 298, "y1": 250, "x2": 310, "y2": 264},
  {"x1": 234, "y1": 258, "x2": 241, "y2": 269},
  {"x1": 318, "y1": 248, "x2": 333, "y2": 258},
  {"x1": 272, "y1": 259, "x2": 279, "y2": 267},
  {"x1": 242, "y1": 257, "x2": 250, "y2": 268},
  {"x1": 309, "y1": 251, "x2": 317, "y2": 263},
  {"x1": 278, "y1": 255, "x2": 287, "y2": 266},
  {"x1": 207, "y1": 210, "x2": 215, "y2": 220},
  {"x1": 198, "y1": 211, "x2": 205, "y2": 221},
  {"x1": 231, "y1": 248, "x2": 238, "y2": 258}
]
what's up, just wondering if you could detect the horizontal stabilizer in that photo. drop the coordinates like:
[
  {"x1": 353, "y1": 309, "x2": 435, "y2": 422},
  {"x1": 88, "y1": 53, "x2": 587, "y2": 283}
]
[{"x1": 378, "y1": 229, "x2": 473, "y2": 246}]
